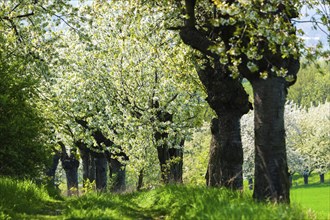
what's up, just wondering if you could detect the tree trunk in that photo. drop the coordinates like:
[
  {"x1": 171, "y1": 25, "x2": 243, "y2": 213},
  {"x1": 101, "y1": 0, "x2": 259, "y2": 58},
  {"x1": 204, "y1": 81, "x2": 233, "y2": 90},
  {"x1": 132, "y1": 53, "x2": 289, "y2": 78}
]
[
  {"x1": 320, "y1": 174, "x2": 324, "y2": 183},
  {"x1": 46, "y1": 152, "x2": 61, "y2": 187},
  {"x1": 303, "y1": 174, "x2": 309, "y2": 185},
  {"x1": 156, "y1": 145, "x2": 170, "y2": 183},
  {"x1": 251, "y1": 77, "x2": 290, "y2": 203},
  {"x1": 155, "y1": 110, "x2": 184, "y2": 184},
  {"x1": 62, "y1": 160, "x2": 79, "y2": 196},
  {"x1": 168, "y1": 139, "x2": 184, "y2": 183},
  {"x1": 206, "y1": 114, "x2": 243, "y2": 189},
  {"x1": 77, "y1": 142, "x2": 96, "y2": 187},
  {"x1": 104, "y1": 150, "x2": 126, "y2": 192},
  {"x1": 206, "y1": 118, "x2": 222, "y2": 186},
  {"x1": 137, "y1": 169, "x2": 144, "y2": 191},
  {"x1": 94, "y1": 153, "x2": 108, "y2": 191},
  {"x1": 109, "y1": 157, "x2": 126, "y2": 192},
  {"x1": 58, "y1": 142, "x2": 79, "y2": 196}
]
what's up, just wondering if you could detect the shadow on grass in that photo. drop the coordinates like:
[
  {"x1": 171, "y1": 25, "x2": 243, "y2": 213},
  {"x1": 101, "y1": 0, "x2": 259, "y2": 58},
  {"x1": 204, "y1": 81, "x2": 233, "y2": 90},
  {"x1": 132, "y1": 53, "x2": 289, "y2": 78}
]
[
  {"x1": 291, "y1": 182, "x2": 330, "y2": 189},
  {"x1": 63, "y1": 192, "x2": 168, "y2": 219}
]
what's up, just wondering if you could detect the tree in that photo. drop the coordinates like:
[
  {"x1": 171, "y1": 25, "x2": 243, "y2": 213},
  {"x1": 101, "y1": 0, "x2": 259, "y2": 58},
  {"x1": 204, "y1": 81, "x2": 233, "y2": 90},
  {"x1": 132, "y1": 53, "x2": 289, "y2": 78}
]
[
  {"x1": 286, "y1": 102, "x2": 330, "y2": 183},
  {"x1": 177, "y1": 0, "x2": 252, "y2": 190},
  {"x1": 288, "y1": 62, "x2": 330, "y2": 108},
  {"x1": 41, "y1": 1, "x2": 207, "y2": 189},
  {"x1": 0, "y1": 0, "x2": 83, "y2": 179},
  {"x1": 176, "y1": 0, "x2": 303, "y2": 202}
]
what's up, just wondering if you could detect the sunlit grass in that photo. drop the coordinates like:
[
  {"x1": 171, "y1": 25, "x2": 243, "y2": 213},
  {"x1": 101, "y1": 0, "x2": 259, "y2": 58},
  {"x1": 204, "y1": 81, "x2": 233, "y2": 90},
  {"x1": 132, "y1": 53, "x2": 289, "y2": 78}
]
[
  {"x1": 0, "y1": 177, "x2": 62, "y2": 218},
  {"x1": 291, "y1": 172, "x2": 330, "y2": 220},
  {"x1": 63, "y1": 185, "x2": 310, "y2": 220},
  {"x1": 0, "y1": 174, "x2": 328, "y2": 219}
]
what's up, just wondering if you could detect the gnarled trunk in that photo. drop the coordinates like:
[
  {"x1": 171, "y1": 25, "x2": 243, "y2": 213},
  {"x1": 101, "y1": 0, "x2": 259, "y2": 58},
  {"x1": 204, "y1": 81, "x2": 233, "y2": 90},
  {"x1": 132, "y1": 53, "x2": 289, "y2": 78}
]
[
  {"x1": 251, "y1": 77, "x2": 290, "y2": 203},
  {"x1": 178, "y1": 0, "x2": 252, "y2": 190},
  {"x1": 206, "y1": 114, "x2": 243, "y2": 189}
]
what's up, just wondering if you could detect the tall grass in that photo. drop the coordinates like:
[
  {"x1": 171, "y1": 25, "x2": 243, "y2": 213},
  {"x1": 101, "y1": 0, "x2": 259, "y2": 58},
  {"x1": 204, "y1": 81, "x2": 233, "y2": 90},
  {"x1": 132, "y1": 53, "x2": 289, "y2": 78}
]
[
  {"x1": 64, "y1": 185, "x2": 312, "y2": 220},
  {"x1": 0, "y1": 177, "x2": 60, "y2": 218},
  {"x1": 1, "y1": 175, "x2": 326, "y2": 219}
]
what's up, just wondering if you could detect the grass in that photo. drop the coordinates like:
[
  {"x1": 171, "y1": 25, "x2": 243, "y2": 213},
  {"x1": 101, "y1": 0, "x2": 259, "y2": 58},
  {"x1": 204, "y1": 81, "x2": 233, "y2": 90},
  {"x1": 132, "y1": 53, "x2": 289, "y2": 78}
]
[
  {"x1": 0, "y1": 174, "x2": 328, "y2": 219},
  {"x1": 291, "y1": 173, "x2": 330, "y2": 220},
  {"x1": 63, "y1": 186, "x2": 310, "y2": 220},
  {"x1": 0, "y1": 177, "x2": 62, "y2": 219}
]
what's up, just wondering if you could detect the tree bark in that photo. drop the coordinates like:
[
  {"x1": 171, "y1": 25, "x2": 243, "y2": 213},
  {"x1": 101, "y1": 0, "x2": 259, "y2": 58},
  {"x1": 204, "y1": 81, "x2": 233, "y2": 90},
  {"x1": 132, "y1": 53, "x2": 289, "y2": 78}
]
[
  {"x1": 105, "y1": 150, "x2": 126, "y2": 192},
  {"x1": 206, "y1": 114, "x2": 243, "y2": 189},
  {"x1": 179, "y1": 0, "x2": 252, "y2": 190},
  {"x1": 59, "y1": 143, "x2": 79, "y2": 196},
  {"x1": 94, "y1": 153, "x2": 108, "y2": 191},
  {"x1": 155, "y1": 110, "x2": 184, "y2": 184},
  {"x1": 251, "y1": 77, "x2": 290, "y2": 203},
  {"x1": 168, "y1": 139, "x2": 184, "y2": 183},
  {"x1": 75, "y1": 118, "x2": 128, "y2": 191},
  {"x1": 77, "y1": 142, "x2": 96, "y2": 187},
  {"x1": 195, "y1": 58, "x2": 250, "y2": 190},
  {"x1": 46, "y1": 151, "x2": 61, "y2": 187}
]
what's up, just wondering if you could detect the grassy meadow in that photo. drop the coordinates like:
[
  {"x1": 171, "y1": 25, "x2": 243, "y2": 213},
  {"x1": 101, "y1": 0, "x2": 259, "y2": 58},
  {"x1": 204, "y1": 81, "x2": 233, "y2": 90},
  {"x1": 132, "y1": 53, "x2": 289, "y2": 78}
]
[
  {"x1": 290, "y1": 173, "x2": 330, "y2": 220},
  {"x1": 0, "y1": 173, "x2": 329, "y2": 219}
]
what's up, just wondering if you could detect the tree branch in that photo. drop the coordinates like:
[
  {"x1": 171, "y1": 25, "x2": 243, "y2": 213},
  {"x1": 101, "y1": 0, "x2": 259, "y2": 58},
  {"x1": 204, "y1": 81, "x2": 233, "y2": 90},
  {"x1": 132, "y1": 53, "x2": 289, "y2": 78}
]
[{"x1": 179, "y1": 27, "x2": 219, "y2": 58}]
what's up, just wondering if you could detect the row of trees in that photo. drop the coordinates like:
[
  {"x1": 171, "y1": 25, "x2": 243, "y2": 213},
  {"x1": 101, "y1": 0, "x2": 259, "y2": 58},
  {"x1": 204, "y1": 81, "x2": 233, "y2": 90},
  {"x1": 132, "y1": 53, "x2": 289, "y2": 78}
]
[
  {"x1": 0, "y1": 0, "x2": 329, "y2": 203},
  {"x1": 41, "y1": 2, "x2": 207, "y2": 192}
]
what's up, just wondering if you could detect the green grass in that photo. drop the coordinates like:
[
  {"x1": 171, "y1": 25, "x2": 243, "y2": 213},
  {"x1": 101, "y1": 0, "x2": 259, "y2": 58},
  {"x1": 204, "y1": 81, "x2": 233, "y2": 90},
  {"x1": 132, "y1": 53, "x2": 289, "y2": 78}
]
[
  {"x1": 291, "y1": 173, "x2": 330, "y2": 220},
  {"x1": 0, "y1": 177, "x2": 62, "y2": 219},
  {"x1": 0, "y1": 174, "x2": 329, "y2": 219},
  {"x1": 63, "y1": 186, "x2": 310, "y2": 220}
]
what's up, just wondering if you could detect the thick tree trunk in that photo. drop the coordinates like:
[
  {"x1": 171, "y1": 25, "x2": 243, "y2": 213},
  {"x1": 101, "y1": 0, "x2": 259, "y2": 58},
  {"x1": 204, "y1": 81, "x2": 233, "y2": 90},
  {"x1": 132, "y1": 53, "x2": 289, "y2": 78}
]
[
  {"x1": 46, "y1": 152, "x2": 60, "y2": 187},
  {"x1": 62, "y1": 160, "x2": 79, "y2": 196},
  {"x1": 206, "y1": 115, "x2": 243, "y2": 189},
  {"x1": 75, "y1": 119, "x2": 128, "y2": 191},
  {"x1": 251, "y1": 77, "x2": 290, "y2": 203},
  {"x1": 156, "y1": 145, "x2": 170, "y2": 183},
  {"x1": 94, "y1": 153, "x2": 108, "y2": 191},
  {"x1": 77, "y1": 142, "x2": 96, "y2": 187},
  {"x1": 156, "y1": 142, "x2": 184, "y2": 184},
  {"x1": 206, "y1": 118, "x2": 222, "y2": 186},
  {"x1": 58, "y1": 142, "x2": 79, "y2": 196},
  {"x1": 179, "y1": 0, "x2": 252, "y2": 191},
  {"x1": 168, "y1": 140, "x2": 184, "y2": 183},
  {"x1": 104, "y1": 150, "x2": 126, "y2": 192},
  {"x1": 109, "y1": 157, "x2": 126, "y2": 192}
]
